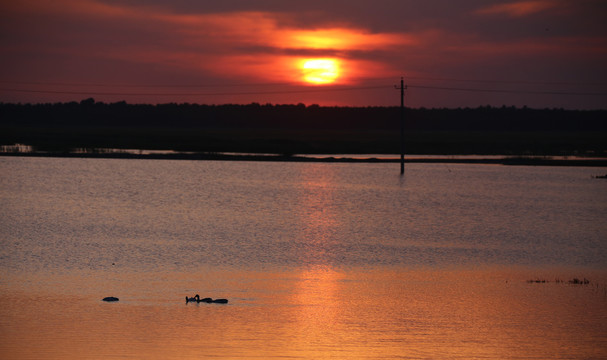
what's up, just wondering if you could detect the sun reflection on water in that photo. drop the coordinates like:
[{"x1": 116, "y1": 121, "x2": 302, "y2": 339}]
[{"x1": 295, "y1": 164, "x2": 341, "y2": 266}]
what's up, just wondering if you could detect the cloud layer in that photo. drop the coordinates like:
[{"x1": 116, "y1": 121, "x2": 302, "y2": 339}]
[{"x1": 1, "y1": 0, "x2": 606, "y2": 108}]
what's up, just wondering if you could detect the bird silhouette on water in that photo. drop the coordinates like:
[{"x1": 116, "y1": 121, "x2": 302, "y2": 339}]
[{"x1": 186, "y1": 294, "x2": 228, "y2": 304}]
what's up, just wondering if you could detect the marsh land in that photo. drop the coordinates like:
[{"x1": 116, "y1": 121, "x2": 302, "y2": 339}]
[{"x1": 1, "y1": 100, "x2": 605, "y2": 162}]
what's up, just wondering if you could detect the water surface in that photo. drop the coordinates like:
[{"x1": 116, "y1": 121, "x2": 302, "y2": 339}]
[{"x1": 1, "y1": 157, "x2": 606, "y2": 359}]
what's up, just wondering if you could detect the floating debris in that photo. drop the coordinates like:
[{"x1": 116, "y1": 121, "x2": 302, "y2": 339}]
[
  {"x1": 569, "y1": 278, "x2": 590, "y2": 285},
  {"x1": 527, "y1": 279, "x2": 547, "y2": 283},
  {"x1": 526, "y1": 278, "x2": 592, "y2": 285},
  {"x1": 102, "y1": 296, "x2": 119, "y2": 302}
]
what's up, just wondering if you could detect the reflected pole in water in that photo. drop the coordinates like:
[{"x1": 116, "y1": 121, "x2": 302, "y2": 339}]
[{"x1": 395, "y1": 77, "x2": 407, "y2": 175}]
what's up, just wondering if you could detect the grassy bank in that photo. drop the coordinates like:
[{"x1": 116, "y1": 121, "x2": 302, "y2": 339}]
[
  {"x1": 3, "y1": 150, "x2": 607, "y2": 167},
  {"x1": 2, "y1": 127, "x2": 605, "y2": 157}
]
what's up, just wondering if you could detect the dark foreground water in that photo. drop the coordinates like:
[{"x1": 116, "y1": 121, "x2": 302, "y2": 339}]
[{"x1": 1, "y1": 157, "x2": 606, "y2": 359}]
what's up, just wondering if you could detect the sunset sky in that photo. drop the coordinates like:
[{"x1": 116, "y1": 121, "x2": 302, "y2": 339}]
[{"x1": 1, "y1": 0, "x2": 606, "y2": 108}]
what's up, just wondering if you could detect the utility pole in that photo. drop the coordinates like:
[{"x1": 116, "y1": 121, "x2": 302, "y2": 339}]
[{"x1": 395, "y1": 77, "x2": 407, "y2": 174}]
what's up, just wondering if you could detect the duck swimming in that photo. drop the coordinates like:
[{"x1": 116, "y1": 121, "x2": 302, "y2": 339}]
[
  {"x1": 185, "y1": 295, "x2": 229, "y2": 304},
  {"x1": 186, "y1": 294, "x2": 200, "y2": 303}
]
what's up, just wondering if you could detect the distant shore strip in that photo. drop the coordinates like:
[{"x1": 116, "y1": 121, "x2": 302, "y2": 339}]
[{"x1": 2, "y1": 151, "x2": 607, "y2": 167}]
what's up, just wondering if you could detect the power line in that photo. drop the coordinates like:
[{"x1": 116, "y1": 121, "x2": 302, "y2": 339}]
[
  {"x1": 408, "y1": 84, "x2": 607, "y2": 96},
  {"x1": 0, "y1": 76, "x2": 607, "y2": 92},
  {"x1": 0, "y1": 85, "x2": 392, "y2": 97},
  {"x1": 4, "y1": 76, "x2": 606, "y2": 89},
  {"x1": 0, "y1": 80, "x2": 291, "y2": 89},
  {"x1": 371, "y1": 75, "x2": 607, "y2": 87},
  {"x1": 407, "y1": 76, "x2": 607, "y2": 87},
  {"x1": 2, "y1": 82, "x2": 605, "y2": 97}
]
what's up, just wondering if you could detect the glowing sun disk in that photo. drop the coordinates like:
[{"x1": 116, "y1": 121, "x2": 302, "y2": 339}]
[{"x1": 302, "y1": 59, "x2": 340, "y2": 84}]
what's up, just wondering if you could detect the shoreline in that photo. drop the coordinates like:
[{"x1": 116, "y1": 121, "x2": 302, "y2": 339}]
[{"x1": 2, "y1": 151, "x2": 607, "y2": 167}]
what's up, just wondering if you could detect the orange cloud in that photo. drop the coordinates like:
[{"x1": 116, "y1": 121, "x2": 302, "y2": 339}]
[
  {"x1": 475, "y1": 0, "x2": 559, "y2": 17},
  {"x1": 9, "y1": 0, "x2": 410, "y2": 86},
  {"x1": 280, "y1": 28, "x2": 414, "y2": 51}
]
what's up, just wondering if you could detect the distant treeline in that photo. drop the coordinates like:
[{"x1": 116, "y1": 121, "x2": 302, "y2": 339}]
[{"x1": 1, "y1": 99, "x2": 606, "y2": 155}]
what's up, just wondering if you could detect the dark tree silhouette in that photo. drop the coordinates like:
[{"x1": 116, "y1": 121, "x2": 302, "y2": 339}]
[{"x1": 1, "y1": 101, "x2": 605, "y2": 155}]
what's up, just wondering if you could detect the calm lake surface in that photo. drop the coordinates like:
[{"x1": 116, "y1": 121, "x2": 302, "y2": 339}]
[{"x1": 1, "y1": 157, "x2": 606, "y2": 359}]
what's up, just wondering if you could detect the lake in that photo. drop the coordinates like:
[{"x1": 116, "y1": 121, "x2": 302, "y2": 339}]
[{"x1": 1, "y1": 157, "x2": 606, "y2": 359}]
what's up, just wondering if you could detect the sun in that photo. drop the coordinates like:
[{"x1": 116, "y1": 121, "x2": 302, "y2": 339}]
[{"x1": 301, "y1": 59, "x2": 340, "y2": 84}]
